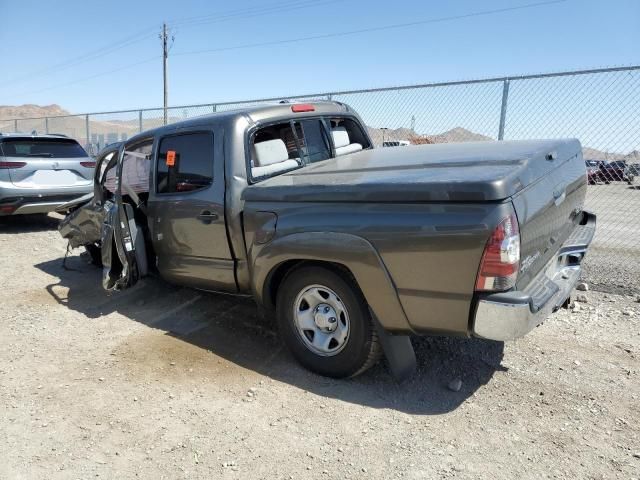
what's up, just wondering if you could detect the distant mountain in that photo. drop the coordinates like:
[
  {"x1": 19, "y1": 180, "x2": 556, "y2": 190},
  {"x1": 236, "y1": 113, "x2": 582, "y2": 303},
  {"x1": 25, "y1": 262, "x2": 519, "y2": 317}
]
[
  {"x1": 367, "y1": 126, "x2": 492, "y2": 146},
  {"x1": 0, "y1": 104, "x2": 70, "y2": 120},
  {"x1": 367, "y1": 127, "x2": 418, "y2": 145},
  {"x1": 426, "y1": 127, "x2": 493, "y2": 144},
  {"x1": 582, "y1": 147, "x2": 628, "y2": 162}
]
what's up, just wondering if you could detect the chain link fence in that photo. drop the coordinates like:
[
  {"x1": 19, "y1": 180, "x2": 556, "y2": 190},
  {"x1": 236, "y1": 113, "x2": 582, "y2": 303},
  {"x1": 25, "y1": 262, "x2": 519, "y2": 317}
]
[{"x1": 2, "y1": 66, "x2": 639, "y2": 263}]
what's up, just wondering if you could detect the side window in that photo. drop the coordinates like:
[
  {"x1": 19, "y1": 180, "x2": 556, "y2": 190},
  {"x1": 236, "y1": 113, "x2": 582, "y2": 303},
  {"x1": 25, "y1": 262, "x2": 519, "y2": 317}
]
[
  {"x1": 157, "y1": 132, "x2": 214, "y2": 194},
  {"x1": 328, "y1": 117, "x2": 370, "y2": 156}
]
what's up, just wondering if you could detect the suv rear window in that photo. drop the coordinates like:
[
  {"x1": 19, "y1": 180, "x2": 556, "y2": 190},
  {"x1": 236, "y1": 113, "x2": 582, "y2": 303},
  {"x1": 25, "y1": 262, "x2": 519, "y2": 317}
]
[{"x1": 0, "y1": 138, "x2": 87, "y2": 158}]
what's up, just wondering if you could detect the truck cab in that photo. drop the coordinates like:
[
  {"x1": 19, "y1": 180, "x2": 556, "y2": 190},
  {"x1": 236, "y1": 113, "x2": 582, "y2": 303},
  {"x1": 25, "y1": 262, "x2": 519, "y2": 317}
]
[{"x1": 61, "y1": 101, "x2": 371, "y2": 293}]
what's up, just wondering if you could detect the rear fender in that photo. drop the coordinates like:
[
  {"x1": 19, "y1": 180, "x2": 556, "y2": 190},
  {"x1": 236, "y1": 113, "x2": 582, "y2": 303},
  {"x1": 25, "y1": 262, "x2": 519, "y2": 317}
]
[{"x1": 251, "y1": 232, "x2": 412, "y2": 333}]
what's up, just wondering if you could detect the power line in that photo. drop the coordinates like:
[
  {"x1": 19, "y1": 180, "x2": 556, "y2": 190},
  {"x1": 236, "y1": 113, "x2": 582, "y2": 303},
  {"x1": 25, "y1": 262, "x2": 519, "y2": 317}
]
[
  {"x1": 171, "y1": 0, "x2": 344, "y2": 28},
  {"x1": 0, "y1": 29, "x2": 158, "y2": 88},
  {"x1": 9, "y1": 0, "x2": 567, "y2": 97},
  {"x1": 174, "y1": 0, "x2": 568, "y2": 58},
  {"x1": 12, "y1": 56, "x2": 161, "y2": 97},
  {"x1": 0, "y1": 0, "x2": 343, "y2": 88}
]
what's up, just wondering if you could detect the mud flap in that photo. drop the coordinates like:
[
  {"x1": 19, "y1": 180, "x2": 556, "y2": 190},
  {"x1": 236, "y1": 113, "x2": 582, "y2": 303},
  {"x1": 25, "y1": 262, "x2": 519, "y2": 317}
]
[{"x1": 372, "y1": 313, "x2": 416, "y2": 382}]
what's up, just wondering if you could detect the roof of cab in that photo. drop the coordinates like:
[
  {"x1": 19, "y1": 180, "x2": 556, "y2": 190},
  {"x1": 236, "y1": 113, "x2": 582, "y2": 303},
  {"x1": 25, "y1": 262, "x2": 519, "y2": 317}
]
[
  {"x1": 0, "y1": 132, "x2": 74, "y2": 141},
  {"x1": 123, "y1": 101, "x2": 353, "y2": 145}
]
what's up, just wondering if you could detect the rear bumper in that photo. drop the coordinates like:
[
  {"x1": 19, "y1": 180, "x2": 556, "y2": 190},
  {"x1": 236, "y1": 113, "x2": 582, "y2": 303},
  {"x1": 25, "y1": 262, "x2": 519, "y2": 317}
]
[
  {"x1": 0, "y1": 185, "x2": 92, "y2": 216},
  {"x1": 472, "y1": 211, "x2": 596, "y2": 341}
]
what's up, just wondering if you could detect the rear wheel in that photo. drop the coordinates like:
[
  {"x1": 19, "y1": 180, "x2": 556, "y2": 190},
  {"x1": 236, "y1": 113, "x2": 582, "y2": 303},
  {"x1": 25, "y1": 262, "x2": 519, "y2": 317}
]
[{"x1": 276, "y1": 265, "x2": 381, "y2": 378}]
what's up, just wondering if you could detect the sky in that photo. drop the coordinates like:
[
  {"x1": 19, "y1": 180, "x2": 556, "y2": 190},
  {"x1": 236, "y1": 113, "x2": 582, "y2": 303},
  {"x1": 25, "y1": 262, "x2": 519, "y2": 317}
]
[{"x1": 0, "y1": 0, "x2": 638, "y2": 114}]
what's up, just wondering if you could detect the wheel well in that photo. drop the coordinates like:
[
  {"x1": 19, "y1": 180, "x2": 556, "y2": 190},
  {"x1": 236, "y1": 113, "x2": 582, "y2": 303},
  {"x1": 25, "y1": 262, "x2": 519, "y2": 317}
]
[{"x1": 263, "y1": 260, "x2": 356, "y2": 315}]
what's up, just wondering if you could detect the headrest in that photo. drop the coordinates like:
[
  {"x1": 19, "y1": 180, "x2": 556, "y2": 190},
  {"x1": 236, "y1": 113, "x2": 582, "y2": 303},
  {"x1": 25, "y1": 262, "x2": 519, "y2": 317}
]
[
  {"x1": 331, "y1": 127, "x2": 350, "y2": 148},
  {"x1": 253, "y1": 139, "x2": 289, "y2": 166}
]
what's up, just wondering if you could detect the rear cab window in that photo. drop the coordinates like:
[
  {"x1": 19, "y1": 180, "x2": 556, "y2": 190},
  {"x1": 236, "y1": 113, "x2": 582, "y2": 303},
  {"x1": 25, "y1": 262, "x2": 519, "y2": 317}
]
[
  {"x1": 0, "y1": 137, "x2": 88, "y2": 158},
  {"x1": 157, "y1": 132, "x2": 214, "y2": 194},
  {"x1": 248, "y1": 115, "x2": 370, "y2": 182}
]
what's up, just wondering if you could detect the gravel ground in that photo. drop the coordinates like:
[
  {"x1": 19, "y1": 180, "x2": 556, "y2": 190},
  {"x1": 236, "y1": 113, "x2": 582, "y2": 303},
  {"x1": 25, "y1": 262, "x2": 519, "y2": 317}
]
[
  {"x1": 1, "y1": 214, "x2": 639, "y2": 480},
  {"x1": 584, "y1": 183, "x2": 640, "y2": 295}
]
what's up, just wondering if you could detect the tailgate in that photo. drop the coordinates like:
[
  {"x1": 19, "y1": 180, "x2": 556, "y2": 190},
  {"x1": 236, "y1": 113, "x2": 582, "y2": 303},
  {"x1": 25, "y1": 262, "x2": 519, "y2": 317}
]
[
  {"x1": 511, "y1": 139, "x2": 588, "y2": 289},
  {"x1": 8, "y1": 156, "x2": 93, "y2": 188}
]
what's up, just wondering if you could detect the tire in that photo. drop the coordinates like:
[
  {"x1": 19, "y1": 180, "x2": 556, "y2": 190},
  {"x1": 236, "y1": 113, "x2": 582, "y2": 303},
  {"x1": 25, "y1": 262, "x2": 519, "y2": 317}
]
[{"x1": 276, "y1": 265, "x2": 381, "y2": 378}]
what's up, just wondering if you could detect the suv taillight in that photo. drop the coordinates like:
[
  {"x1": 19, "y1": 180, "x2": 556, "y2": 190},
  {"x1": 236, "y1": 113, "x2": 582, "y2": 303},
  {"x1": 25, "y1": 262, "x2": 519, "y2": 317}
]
[
  {"x1": 475, "y1": 213, "x2": 520, "y2": 292},
  {"x1": 80, "y1": 161, "x2": 96, "y2": 168},
  {"x1": 0, "y1": 161, "x2": 27, "y2": 169}
]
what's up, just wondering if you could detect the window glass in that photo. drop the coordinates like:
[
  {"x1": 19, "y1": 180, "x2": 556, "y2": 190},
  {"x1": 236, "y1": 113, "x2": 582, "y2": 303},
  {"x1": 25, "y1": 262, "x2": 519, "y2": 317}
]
[
  {"x1": 157, "y1": 132, "x2": 214, "y2": 194},
  {"x1": 105, "y1": 140, "x2": 153, "y2": 194},
  {"x1": 250, "y1": 118, "x2": 334, "y2": 181},
  {"x1": 327, "y1": 117, "x2": 371, "y2": 150},
  {"x1": 0, "y1": 138, "x2": 87, "y2": 158},
  {"x1": 298, "y1": 119, "x2": 331, "y2": 164},
  {"x1": 250, "y1": 122, "x2": 303, "y2": 181}
]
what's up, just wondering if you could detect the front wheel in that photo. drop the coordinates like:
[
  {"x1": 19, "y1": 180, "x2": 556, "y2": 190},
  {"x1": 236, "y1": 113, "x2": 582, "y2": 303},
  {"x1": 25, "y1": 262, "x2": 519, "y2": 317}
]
[{"x1": 276, "y1": 265, "x2": 381, "y2": 378}]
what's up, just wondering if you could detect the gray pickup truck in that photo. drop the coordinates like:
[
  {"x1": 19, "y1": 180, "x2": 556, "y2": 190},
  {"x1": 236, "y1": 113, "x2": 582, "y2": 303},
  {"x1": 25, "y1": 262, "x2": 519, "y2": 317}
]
[{"x1": 58, "y1": 101, "x2": 595, "y2": 379}]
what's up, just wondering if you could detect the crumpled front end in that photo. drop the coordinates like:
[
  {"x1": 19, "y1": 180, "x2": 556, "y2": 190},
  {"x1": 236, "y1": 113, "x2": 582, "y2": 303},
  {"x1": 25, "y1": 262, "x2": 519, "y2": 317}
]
[{"x1": 58, "y1": 202, "x2": 105, "y2": 249}]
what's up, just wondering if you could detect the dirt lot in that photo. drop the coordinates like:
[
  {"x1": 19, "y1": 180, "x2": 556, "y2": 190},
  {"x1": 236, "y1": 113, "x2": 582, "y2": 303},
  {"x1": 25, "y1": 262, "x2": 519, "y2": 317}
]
[{"x1": 1, "y1": 213, "x2": 639, "y2": 480}]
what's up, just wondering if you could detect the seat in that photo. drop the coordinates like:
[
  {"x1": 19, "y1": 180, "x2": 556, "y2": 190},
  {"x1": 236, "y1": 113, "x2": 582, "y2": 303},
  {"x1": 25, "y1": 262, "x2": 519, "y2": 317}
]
[
  {"x1": 331, "y1": 126, "x2": 362, "y2": 156},
  {"x1": 251, "y1": 139, "x2": 299, "y2": 178}
]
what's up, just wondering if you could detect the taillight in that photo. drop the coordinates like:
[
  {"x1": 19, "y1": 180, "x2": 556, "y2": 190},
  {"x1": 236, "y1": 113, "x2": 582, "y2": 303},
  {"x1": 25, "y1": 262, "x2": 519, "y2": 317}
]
[
  {"x1": 0, "y1": 161, "x2": 27, "y2": 169},
  {"x1": 80, "y1": 161, "x2": 96, "y2": 168},
  {"x1": 291, "y1": 104, "x2": 315, "y2": 113},
  {"x1": 0, "y1": 205, "x2": 17, "y2": 213},
  {"x1": 475, "y1": 213, "x2": 520, "y2": 292}
]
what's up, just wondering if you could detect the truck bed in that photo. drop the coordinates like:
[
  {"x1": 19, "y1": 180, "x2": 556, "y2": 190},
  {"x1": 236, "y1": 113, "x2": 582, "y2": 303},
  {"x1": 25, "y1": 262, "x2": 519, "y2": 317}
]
[
  {"x1": 244, "y1": 137, "x2": 588, "y2": 336},
  {"x1": 243, "y1": 139, "x2": 582, "y2": 203}
]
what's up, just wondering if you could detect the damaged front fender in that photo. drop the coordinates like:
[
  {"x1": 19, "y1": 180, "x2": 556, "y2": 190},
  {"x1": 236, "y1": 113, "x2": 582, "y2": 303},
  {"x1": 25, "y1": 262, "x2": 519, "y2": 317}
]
[{"x1": 58, "y1": 201, "x2": 105, "y2": 249}]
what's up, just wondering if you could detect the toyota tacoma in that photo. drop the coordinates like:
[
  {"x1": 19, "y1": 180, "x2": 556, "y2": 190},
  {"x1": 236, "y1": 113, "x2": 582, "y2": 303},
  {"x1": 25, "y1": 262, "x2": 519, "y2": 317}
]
[{"x1": 58, "y1": 101, "x2": 596, "y2": 379}]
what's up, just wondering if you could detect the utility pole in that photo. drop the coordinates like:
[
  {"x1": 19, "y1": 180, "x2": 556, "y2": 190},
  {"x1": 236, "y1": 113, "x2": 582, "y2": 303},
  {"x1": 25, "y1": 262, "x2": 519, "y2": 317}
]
[{"x1": 160, "y1": 22, "x2": 170, "y2": 126}]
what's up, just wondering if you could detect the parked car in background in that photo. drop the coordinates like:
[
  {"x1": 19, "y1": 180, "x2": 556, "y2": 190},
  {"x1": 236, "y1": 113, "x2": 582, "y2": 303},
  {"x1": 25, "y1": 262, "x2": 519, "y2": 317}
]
[
  {"x1": 58, "y1": 101, "x2": 595, "y2": 379},
  {"x1": 382, "y1": 140, "x2": 410, "y2": 147},
  {"x1": 585, "y1": 160, "x2": 606, "y2": 184},
  {"x1": 0, "y1": 133, "x2": 95, "y2": 216},
  {"x1": 599, "y1": 160, "x2": 634, "y2": 184},
  {"x1": 628, "y1": 163, "x2": 640, "y2": 177}
]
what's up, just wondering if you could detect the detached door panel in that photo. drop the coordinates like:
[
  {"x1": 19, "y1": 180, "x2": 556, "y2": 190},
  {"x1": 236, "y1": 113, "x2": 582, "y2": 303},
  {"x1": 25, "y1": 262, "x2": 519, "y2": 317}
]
[{"x1": 148, "y1": 129, "x2": 236, "y2": 291}]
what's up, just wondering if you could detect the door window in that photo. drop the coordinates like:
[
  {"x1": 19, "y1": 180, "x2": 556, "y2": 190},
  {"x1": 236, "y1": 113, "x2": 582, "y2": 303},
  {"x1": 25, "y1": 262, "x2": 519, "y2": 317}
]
[{"x1": 157, "y1": 132, "x2": 214, "y2": 194}]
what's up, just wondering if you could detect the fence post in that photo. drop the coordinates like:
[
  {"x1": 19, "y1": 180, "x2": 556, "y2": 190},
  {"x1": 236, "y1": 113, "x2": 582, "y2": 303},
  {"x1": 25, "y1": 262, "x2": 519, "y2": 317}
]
[
  {"x1": 212, "y1": 104, "x2": 217, "y2": 113},
  {"x1": 45, "y1": 117, "x2": 49, "y2": 134},
  {"x1": 498, "y1": 79, "x2": 510, "y2": 140},
  {"x1": 138, "y1": 110, "x2": 143, "y2": 133},
  {"x1": 85, "y1": 114, "x2": 90, "y2": 150},
  {"x1": 14, "y1": 119, "x2": 18, "y2": 132}
]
